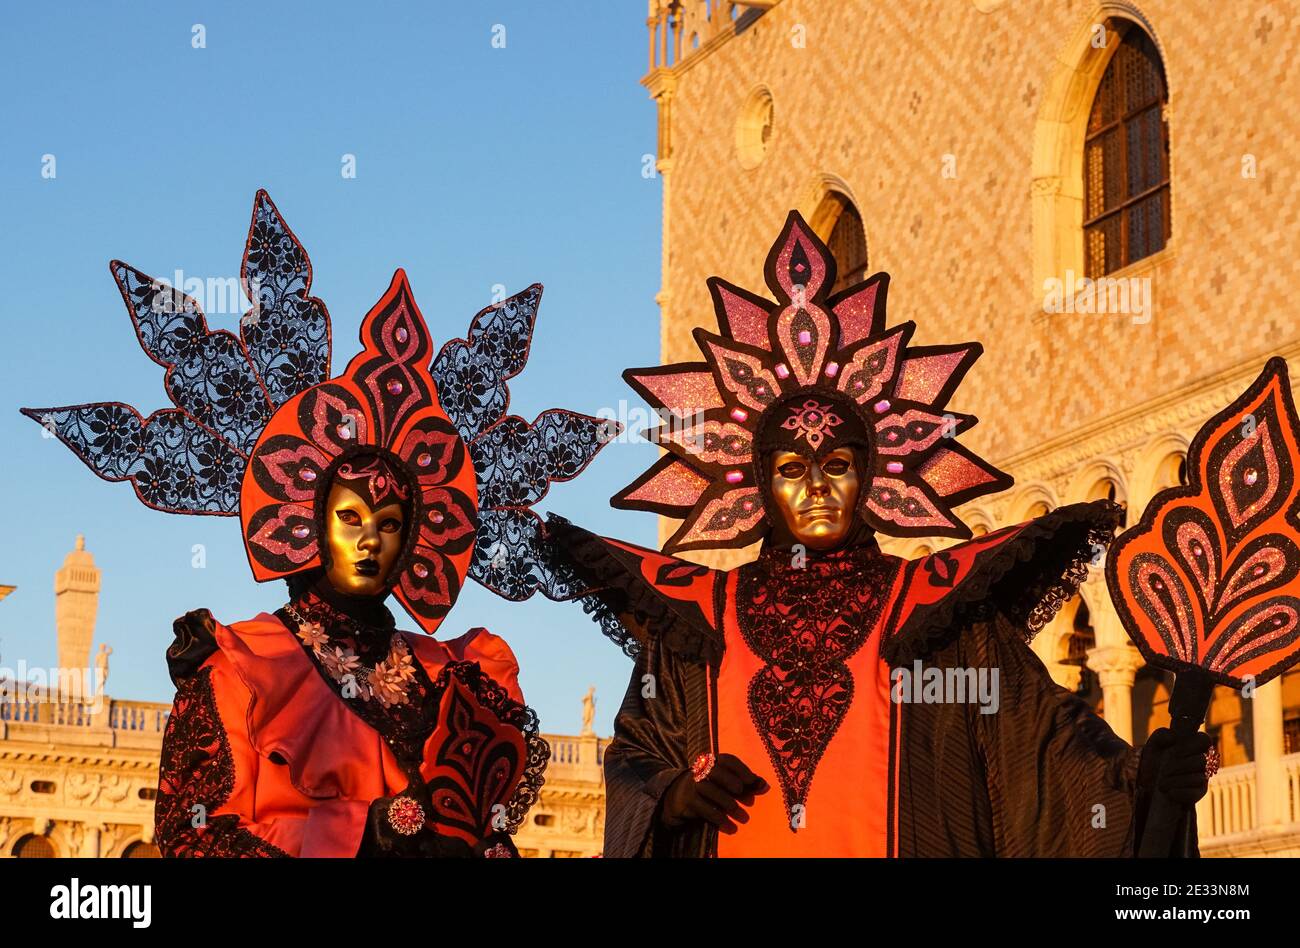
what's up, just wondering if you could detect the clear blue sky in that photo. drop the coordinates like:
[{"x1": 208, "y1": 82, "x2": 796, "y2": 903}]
[{"x1": 0, "y1": 1, "x2": 663, "y2": 735}]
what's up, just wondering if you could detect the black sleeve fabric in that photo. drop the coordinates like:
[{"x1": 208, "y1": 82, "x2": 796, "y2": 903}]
[
  {"x1": 973, "y1": 612, "x2": 1196, "y2": 856},
  {"x1": 884, "y1": 501, "x2": 1124, "y2": 666},
  {"x1": 546, "y1": 514, "x2": 725, "y2": 665},
  {"x1": 602, "y1": 634, "x2": 707, "y2": 858}
]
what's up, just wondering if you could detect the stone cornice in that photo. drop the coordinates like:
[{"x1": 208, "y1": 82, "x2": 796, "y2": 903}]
[{"x1": 0, "y1": 749, "x2": 159, "y2": 770}]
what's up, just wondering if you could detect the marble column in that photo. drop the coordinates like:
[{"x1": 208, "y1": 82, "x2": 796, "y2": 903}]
[
  {"x1": 1252, "y1": 678, "x2": 1285, "y2": 828},
  {"x1": 1081, "y1": 572, "x2": 1144, "y2": 744},
  {"x1": 1086, "y1": 644, "x2": 1144, "y2": 744}
]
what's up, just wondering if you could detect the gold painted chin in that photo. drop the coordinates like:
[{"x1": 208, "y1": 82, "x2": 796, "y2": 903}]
[{"x1": 327, "y1": 574, "x2": 390, "y2": 597}]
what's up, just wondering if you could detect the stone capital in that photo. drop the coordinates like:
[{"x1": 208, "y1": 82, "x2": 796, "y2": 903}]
[{"x1": 1085, "y1": 644, "x2": 1144, "y2": 687}]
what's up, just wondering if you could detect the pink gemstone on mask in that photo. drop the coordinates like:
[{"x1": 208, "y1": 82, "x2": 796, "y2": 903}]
[
  {"x1": 824, "y1": 362, "x2": 839, "y2": 378},
  {"x1": 418, "y1": 452, "x2": 432, "y2": 467},
  {"x1": 797, "y1": 330, "x2": 811, "y2": 345},
  {"x1": 300, "y1": 467, "x2": 317, "y2": 481},
  {"x1": 725, "y1": 470, "x2": 743, "y2": 484},
  {"x1": 376, "y1": 475, "x2": 386, "y2": 490},
  {"x1": 1245, "y1": 468, "x2": 1259, "y2": 485},
  {"x1": 396, "y1": 327, "x2": 409, "y2": 343},
  {"x1": 413, "y1": 562, "x2": 428, "y2": 578},
  {"x1": 775, "y1": 364, "x2": 790, "y2": 379},
  {"x1": 886, "y1": 461, "x2": 903, "y2": 474},
  {"x1": 337, "y1": 424, "x2": 353, "y2": 440},
  {"x1": 879, "y1": 491, "x2": 891, "y2": 502},
  {"x1": 743, "y1": 500, "x2": 754, "y2": 511},
  {"x1": 386, "y1": 380, "x2": 403, "y2": 395},
  {"x1": 292, "y1": 525, "x2": 311, "y2": 539},
  {"x1": 431, "y1": 511, "x2": 445, "y2": 524},
  {"x1": 874, "y1": 399, "x2": 891, "y2": 414},
  {"x1": 730, "y1": 408, "x2": 748, "y2": 423}
]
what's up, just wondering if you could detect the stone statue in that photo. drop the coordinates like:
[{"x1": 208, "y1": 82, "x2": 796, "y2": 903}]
[
  {"x1": 581, "y1": 686, "x2": 596, "y2": 736},
  {"x1": 94, "y1": 643, "x2": 112, "y2": 697}
]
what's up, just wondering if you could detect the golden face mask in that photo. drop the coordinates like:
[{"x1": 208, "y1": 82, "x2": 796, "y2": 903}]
[
  {"x1": 768, "y1": 447, "x2": 861, "y2": 551},
  {"x1": 323, "y1": 481, "x2": 407, "y2": 598}
]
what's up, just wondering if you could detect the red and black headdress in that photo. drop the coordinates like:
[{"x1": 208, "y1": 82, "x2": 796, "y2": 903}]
[
  {"x1": 22, "y1": 190, "x2": 617, "y2": 635},
  {"x1": 615, "y1": 210, "x2": 1011, "y2": 553}
]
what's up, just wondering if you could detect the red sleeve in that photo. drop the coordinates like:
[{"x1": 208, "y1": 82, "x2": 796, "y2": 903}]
[{"x1": 154, "y1": 654, "x2": 291, "y2": 858}]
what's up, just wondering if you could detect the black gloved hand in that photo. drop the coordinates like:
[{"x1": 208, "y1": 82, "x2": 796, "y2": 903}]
[
  {"x1": 660, "y1": 753, "x2": 770, "y2": 835},
  {"x1": 1140, "y1": 727, "x2": 1213, "y2": 807},
  {"x1": 356, "y1": 794, "x2": 474, "y2": 858}
]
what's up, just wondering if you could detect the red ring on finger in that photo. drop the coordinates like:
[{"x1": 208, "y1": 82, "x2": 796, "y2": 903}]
[{"x1": 692, "y1": 753, "x2": 716, "y2": 783}]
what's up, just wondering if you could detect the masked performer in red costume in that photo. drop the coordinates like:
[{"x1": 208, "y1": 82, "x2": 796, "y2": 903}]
[
  {"x1": 549, "y1": 212, "x2": 1209, "y2": 857},
  {"x1": 23, "y1": 191, "x2": 616, "y2": 857}
]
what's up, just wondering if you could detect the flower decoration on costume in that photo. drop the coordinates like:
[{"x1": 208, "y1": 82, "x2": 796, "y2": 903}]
[
  {"x1": 614, "y1": 210, "x2": 1012, "y2": 552},
  {"x1": 387, "y1": 796, "x2": 426, "y2": 836},
  {"x1": 22, "y1": 189, "x2": 620, "y2": 634}
]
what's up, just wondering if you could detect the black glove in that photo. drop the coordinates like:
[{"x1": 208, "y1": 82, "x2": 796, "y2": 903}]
[
  {"x1": 166, "y1": 608, "x2": 220, "y2": 683},
  {"x1": 356, "y1": 794, "x2": 474, "y2": 858},
  {"x1": 1140, "y1": 727, "x2": 1213, "y2": 806},
  {"x1": 660, "y1": 753, "x2": 769, "y2": 835}
]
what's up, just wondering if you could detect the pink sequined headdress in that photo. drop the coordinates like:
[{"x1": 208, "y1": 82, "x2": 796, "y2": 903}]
[{"x1": 615, "y1": 210, "x2": 1013, "y2": 553}]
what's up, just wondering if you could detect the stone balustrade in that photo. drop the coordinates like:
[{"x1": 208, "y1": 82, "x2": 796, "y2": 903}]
[
  {"x1": 0, "y1": 692, "x2": 170, "y2": 737},
  {"x1": 646, "y1": 0, "x2": 771, "y2": 73}
]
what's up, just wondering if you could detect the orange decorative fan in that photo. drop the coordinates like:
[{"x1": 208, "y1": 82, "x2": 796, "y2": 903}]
[{"x1": 1106, "y1": 357, "x2": 1300, "y2": 854}]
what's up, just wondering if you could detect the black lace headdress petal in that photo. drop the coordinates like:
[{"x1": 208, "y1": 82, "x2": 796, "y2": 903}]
[
  {"x1": 433, "y1": 287, "x2": 621, "y2": 601},
  {"x1": 21, "y1": 189, "x2": 328, "y2": 515}
]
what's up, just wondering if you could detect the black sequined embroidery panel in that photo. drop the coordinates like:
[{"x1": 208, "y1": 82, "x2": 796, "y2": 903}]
[{"x1": 736, "y1": 545, "x2": 899, "y2": 826}]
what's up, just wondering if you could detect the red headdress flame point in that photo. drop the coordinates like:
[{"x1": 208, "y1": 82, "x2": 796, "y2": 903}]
[
  {"x1": 615, "y1": 210, "x2": 1012, "y2": 553},
  {"x1": 1106, "y1": 357, "x2": 1300, "y2": 688},
  {"x1": 241, "y1": 269, "x2": 478, "y2": 634}
]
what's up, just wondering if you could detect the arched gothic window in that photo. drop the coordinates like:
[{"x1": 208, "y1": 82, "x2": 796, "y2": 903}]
[{"x1": 1084, "y1": 28, "x2": 1170, "y2": 276}]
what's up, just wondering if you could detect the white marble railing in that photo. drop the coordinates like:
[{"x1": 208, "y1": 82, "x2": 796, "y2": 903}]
[
  {"x1": 1200, "y1": 751, "x2": 1300, "y2": 839},
  {"x1": 1202, "y1": 761, "x2": 1256, "y2": 838},
  {"x1": 0, "y1": 693, "x2": 170, "y2": 735},
  {"x1": 108, "y1": 702, "x2": 170, "y2": 734},
  {"x1": 543, "y1": 734, "x2": 609, "y2": 782},
  {"x1": 646, "y1": 1, "x2": 769, "y2": 72},
  {"x1": 1290, "y1": 755, "x2": 1300, "y2": 825}
]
